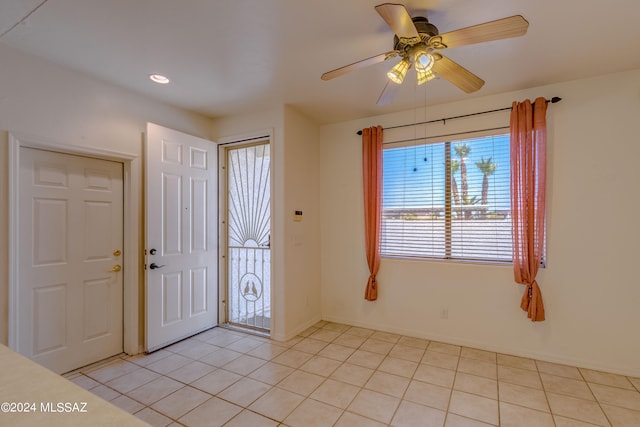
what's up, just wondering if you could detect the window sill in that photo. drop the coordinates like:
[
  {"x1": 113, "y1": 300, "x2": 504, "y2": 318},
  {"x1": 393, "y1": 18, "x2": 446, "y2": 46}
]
[
  {"x1": 380, "y1": 254, "x2": 546, "y2": 269},
  {"x1": 380, "y1": 254, "x2": 513, "y2": 267}
]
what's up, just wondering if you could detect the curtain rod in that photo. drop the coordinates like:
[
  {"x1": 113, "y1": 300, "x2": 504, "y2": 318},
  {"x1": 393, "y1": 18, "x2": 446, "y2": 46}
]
[{"x1": 356, "y1": 96, "x2": 562, "y2": 135}]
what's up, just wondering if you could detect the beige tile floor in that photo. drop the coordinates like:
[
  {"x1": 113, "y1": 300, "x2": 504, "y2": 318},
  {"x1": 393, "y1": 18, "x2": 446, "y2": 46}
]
[{"x1": 63, "y1": 321, "x2": 640, "y2": 427}]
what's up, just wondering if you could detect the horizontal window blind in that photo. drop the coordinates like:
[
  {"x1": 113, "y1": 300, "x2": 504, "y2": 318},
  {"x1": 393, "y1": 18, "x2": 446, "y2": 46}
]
[{"x1": 381, "y1": 134, "x2": 512, "y2": 262}]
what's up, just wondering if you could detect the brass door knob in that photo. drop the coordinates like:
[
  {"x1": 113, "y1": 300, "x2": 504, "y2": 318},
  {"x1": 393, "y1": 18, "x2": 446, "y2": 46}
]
[{"x1": 109, "y1": 264, "x2": 122, "y2": 272}]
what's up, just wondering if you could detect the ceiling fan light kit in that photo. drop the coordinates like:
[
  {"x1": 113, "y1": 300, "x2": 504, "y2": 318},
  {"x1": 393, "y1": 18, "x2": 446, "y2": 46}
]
[
  {"x1": 321, "y1": 3, "x2": 529, "y2": 105},
  {"x1": 413, "y1": 49, "x2": 434, "y2": 72},
  {"x1": 387, "y1": 58, "x2": 411, "y2": 84},
  {"x1": 416, "y1": 68, "x2": 436, "y2": 85}
]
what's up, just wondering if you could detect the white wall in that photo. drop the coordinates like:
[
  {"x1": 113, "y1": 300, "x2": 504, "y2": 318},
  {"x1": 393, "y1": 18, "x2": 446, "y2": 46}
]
[
  {"x1": 0, "y1": 44, "x2": 213, "y2": 349},
  {"x1": 213, "y1": 105, "x2": 322, "y2": 341},
  {"x1": 319, "y1": 69, "x2": 640, "y2": 377},
  {"x1": 282, "y1": 106, "x2": 322, "y2": 336}
]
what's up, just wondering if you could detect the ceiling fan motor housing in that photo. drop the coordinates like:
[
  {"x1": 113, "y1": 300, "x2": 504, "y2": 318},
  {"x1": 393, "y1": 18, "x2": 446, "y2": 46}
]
[{"x1": 393, "y1": 16, "x2": 439, "y2": 51}]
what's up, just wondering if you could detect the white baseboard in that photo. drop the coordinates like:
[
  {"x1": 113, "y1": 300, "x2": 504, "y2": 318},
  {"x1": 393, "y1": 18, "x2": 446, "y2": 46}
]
[{"x1": 320, "y1": 314, "x2": 640, "y2": 378}]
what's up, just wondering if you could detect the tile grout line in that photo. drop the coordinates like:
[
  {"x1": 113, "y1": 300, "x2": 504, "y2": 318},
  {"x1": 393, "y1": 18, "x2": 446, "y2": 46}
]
[
  {"x1": 72, "y1": 322, "x2": 640, "y2": 427},
  {"x1": 442, "y1": 346, "x2": 463, "y2": 427},
  {"x1": 533, "y1": 359, "x2": 558, "y2": 427}
]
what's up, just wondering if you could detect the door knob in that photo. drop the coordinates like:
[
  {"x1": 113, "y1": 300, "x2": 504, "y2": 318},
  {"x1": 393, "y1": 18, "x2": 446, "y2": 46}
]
[
  {"x1": 109, "y1": 264, "x2": 122, "y2": 272},
  {"x1": 149, "y1": 263, "x2": 165, "y2": 270}
]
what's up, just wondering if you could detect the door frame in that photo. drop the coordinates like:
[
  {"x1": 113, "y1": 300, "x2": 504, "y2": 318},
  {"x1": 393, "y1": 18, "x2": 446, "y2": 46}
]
[
  {"x1": 8, "y1": 132, "x2": 141, "y2": 355},
  {"x1": 217, "y1": 129, "x2": 273, "y2": 331}
]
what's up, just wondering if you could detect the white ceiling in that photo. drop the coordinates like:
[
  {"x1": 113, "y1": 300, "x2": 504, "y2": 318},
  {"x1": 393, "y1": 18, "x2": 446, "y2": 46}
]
[{"x1": 2, "y1": 0, "x2": 640, "y2": 124}]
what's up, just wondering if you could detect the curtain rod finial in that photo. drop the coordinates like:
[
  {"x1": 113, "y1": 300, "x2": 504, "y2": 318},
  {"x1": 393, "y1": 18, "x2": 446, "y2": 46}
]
[
  {"x1": 357, "y1": 130, "x2": 363, "y2": 136},
  {"x1": 551, "y1": 96, "x2": 562, "y2": 103}
]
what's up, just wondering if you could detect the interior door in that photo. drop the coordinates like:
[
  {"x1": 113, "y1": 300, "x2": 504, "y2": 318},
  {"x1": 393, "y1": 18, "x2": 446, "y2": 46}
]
[
  {"x1": 18, "y1": 147, "x2": 124, "y2": 374},
  {"x1": 145, "y1": 123, "x2": 217, "y2": 352},
  {"x1": 222, "y1": 141, "x2": 271, "y2": 332}
]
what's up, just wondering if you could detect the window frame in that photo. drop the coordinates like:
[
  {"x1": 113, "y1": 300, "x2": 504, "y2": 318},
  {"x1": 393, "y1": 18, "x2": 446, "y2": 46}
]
[{"x1": 380, "y1": 132, "x2": 520, "y2": 265}]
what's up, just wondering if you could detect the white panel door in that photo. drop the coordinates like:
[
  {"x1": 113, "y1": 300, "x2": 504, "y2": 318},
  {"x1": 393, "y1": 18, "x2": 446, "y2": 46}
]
[
  {"x1": 18, "y1": 147, "x2": 124, "y2": 374},
  {"x1": 145, "y1": 123, "x2": 217, "y2": 352}
]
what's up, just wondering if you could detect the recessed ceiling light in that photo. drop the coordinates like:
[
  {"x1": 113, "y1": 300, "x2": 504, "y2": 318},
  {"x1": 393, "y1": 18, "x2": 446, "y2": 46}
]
[{"x1": 149, "y1": 74, "x2": 170, "y2": 84}]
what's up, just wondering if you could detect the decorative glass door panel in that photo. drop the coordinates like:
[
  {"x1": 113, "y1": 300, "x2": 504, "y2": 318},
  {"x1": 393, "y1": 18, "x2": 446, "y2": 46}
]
[{"x1": 225, "y1": 142, "x2": 270, "y2": 331}]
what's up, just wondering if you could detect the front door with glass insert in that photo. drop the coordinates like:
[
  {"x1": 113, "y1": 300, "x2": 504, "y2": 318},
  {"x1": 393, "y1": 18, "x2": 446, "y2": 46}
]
[{"x1": 222, "y1": 141, "x2": 271, "y2": 332}]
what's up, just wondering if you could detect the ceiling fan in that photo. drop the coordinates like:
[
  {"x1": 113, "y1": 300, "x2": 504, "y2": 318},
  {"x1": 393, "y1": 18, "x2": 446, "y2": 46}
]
[{"x1": 321, "y1": 3, "x2": 529, "y2": 105}]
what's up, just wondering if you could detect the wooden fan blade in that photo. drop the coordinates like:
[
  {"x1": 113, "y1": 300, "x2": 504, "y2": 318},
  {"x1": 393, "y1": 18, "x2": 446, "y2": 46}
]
[
  {"x1": 431, "y1": 54, "x2": 485, "y2": 93},
  {"x1": 431, "y1": 15, "x2": 529, "y2": 49},
  {"x1": 321, "y1": 51, "x2": 397, "y2": 80},
  {"x1": 377, "y1": 80, "x2": 401, "y2": 106},
  {"x1": 375, "y1": 3, "x2": 420, "y2": 43}
]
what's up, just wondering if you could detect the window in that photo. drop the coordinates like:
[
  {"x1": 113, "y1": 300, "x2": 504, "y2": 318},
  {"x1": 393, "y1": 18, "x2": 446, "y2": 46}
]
[{"x1": 381, "y1": 134, "x2": 512, "y2": 262}]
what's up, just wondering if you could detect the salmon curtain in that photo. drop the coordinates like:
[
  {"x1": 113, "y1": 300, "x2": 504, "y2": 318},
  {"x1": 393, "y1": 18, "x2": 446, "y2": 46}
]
[
  {"x1": 510, "y1": 97, "x2": 547, "y2": 321},
  {"x1": 362, "y1": 126, "x2": 383, "y2": 301}
]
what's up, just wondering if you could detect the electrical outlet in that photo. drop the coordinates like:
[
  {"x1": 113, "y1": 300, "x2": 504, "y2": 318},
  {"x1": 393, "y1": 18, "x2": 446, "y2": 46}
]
[{"x1": 440, "y1": 307, "x2": 449, "y2": 319}]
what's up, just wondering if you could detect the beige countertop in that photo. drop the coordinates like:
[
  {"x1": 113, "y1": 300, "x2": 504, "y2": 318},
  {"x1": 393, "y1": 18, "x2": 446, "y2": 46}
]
[{"x1": 0, "y1": 344, "x2": 149, "y2": 427}]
